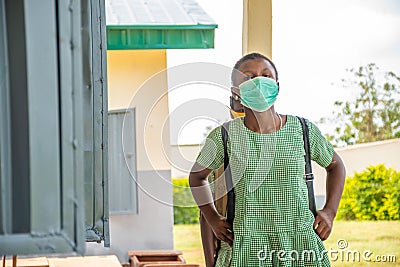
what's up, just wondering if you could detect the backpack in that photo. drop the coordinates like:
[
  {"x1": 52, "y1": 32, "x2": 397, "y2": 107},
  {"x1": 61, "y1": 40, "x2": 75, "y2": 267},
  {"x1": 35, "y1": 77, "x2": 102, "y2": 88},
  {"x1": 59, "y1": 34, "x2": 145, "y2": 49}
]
[{"x1": 200, "y1": 116, "x2": 317, "y2": 267}]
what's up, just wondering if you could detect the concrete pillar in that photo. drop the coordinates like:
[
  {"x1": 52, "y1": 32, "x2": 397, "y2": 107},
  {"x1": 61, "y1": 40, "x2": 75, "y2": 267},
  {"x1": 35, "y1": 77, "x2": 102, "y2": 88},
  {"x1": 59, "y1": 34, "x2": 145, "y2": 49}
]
[{"x1": 242, "y1": 0, "x2": 273, "y2": 58}]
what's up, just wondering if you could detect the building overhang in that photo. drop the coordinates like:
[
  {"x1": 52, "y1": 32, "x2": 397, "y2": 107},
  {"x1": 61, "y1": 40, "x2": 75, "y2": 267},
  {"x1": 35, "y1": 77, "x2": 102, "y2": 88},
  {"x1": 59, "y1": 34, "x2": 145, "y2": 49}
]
[
  {"x1": 107, "y1": 24, "x2": 217, "y2": 50},
  {"x1": 106, "y1": 0, "x2": 217, "y2": 50}
]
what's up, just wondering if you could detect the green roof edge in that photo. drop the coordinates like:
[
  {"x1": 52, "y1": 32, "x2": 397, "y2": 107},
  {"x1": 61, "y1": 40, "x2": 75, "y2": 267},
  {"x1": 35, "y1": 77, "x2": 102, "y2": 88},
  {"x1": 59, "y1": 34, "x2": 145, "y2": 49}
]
[
  {"x1": 106, "y1": 24, "x2": 218, "y2": 30},
  {"x1": 106, "y1": 25, "x2": 217, "y2": 50}
]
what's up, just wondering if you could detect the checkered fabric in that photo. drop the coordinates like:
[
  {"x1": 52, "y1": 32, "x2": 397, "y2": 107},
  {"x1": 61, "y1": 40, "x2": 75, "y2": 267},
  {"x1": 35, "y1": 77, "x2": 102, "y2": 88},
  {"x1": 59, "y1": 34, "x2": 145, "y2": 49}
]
[{"x1": 196, "y1": 115, "x2": 334, "y2": 267}]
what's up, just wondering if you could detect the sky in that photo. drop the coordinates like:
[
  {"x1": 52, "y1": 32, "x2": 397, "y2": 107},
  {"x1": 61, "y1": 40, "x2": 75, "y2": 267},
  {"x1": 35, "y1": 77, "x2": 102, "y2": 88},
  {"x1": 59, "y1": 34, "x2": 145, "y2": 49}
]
[{"x1": 167, "y1": 0, "x2": 400, "y2": 145}]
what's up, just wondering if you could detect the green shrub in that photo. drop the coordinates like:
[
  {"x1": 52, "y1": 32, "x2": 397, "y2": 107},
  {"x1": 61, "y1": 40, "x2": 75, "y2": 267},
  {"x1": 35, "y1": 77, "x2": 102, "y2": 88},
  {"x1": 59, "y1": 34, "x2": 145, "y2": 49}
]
[
  {"x1": 172, "y1": 178, "x2": 200, "y2": 224},
  {"x1": 337, "y1": 164, "x2": 400, "y2": 220}
]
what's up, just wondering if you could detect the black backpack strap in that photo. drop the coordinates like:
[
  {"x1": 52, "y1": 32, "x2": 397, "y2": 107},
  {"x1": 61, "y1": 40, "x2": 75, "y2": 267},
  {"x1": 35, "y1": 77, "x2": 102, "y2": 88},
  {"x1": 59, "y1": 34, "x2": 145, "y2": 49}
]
[
  {"x1": 297, "y1": 117, "x2": 318, "y2": 218},
  {"x1": 221, "y1": 122, "x2": 235, "y2": 225},
  {"x1": 214, "y1": 122, "x2": 234, "y2": 264}
]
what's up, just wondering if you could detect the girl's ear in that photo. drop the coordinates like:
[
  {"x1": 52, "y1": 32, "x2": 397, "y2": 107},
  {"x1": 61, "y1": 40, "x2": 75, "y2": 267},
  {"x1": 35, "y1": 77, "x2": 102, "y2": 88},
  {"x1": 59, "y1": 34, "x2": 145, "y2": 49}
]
[{"x1": 277, "y1": 81, "x2": 280, "y2": 92}]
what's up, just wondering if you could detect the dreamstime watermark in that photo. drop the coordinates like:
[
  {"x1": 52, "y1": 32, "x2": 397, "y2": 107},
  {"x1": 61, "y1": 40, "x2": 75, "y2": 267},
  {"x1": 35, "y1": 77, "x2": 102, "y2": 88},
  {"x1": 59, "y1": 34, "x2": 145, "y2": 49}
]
[
  {"x1": 257, "y1": 239, "x2": 397, "y2": 264},
  {"x1": 329, "y1": 239, "x2": 397, "y2": 263}
]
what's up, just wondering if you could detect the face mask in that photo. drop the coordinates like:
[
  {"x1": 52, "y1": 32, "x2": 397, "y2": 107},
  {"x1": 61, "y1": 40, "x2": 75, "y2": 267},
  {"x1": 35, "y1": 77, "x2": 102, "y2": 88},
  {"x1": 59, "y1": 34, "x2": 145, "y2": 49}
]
[{"x1": 239, "y1": 76, "x2": 279, "y2": 112}]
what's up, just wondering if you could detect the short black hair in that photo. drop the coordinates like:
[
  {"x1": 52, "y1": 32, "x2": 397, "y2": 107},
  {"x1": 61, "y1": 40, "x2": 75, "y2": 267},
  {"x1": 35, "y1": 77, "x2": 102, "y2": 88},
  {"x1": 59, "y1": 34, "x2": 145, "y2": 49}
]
[{"x1": 231, "y1": 52, "x2": 278, "y2": 85}]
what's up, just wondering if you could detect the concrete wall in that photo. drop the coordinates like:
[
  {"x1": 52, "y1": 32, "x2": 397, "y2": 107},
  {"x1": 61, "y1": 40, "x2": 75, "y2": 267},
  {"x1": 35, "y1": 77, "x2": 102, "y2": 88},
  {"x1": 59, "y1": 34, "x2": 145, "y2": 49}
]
[
  {"x1": 86, "y1": 50, "x2": 173, "y2": 263},
  {"x1": 171, "y1": 139, "x2": 400, "y2": 208},
  {"x1": 312, "y1": 138, "x2": 400, "y2": 207},
  {"x1": 171, "y1": 144, "x2": 202, "y2": 178}
]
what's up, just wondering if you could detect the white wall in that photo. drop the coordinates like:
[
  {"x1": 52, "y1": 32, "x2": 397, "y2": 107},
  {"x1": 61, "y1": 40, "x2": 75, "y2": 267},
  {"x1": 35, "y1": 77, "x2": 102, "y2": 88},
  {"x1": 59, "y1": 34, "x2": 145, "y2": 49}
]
[{"x1": 313, "y1": 138, "x2": 400, "y2": 195}]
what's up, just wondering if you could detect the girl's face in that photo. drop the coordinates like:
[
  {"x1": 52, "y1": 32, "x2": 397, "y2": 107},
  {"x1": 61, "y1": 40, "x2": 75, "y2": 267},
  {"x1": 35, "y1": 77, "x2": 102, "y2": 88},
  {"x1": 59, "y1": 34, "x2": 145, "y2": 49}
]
[{"x1": 231, "y1": 58, "x2": 277, "y2": 97}]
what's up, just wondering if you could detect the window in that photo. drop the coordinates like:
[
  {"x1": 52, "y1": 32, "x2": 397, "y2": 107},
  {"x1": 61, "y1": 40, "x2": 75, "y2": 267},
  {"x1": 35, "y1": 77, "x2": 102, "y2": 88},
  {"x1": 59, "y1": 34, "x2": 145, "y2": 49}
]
[{"x1": 108, "y1": 109, "x2": 138, "y2": 215}]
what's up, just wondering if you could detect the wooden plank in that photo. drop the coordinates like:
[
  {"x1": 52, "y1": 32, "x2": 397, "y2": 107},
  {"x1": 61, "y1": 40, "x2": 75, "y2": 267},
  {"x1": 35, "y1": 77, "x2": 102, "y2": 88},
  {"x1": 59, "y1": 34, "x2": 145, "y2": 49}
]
[
  {"x1": 128, "y1": 251, "x2": 182, "y2": 257},
  {"x1": 135, "y1": 262, "x2": 186, "y2": 267},
  {"x1": 142, "y1": 265, "x2": 199, "y2": 267},
  {"x1": 4, "y1": 257, "x2": 48, "y2": 267},
  {"x1": 48, "y1": 255, "x2": 120, "y2": 267},
  {"x1": 128, "y1": 251, "x2": 185, "y2": 267}
]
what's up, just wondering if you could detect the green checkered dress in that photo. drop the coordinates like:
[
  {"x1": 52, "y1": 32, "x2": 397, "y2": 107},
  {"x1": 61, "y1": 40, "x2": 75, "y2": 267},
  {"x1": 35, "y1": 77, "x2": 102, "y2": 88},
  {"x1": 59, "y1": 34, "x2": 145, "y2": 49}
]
[{"x1": 196, "y1": 115, "x2": 334, "y2": 267}]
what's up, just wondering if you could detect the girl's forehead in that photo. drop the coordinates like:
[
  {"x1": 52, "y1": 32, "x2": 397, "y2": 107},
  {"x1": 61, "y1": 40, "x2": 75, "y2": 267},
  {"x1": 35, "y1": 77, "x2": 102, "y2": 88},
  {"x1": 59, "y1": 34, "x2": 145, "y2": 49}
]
[{"x1": 238, "y1": 58, "x2": 273, "y2": 72}]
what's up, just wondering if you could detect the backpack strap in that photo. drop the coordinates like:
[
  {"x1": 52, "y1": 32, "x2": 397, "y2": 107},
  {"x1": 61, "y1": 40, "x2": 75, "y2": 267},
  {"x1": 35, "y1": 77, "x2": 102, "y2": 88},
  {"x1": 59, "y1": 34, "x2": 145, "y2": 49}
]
[
  {"x1": 221, "y1": 122, "x2": 235, "y2": 225},
  {"x1": 297, "y1": 116, "x2": 318, "y2": 217},
  {"x1": 214, "y1": 122, "x2": 234, "y2": 264}
]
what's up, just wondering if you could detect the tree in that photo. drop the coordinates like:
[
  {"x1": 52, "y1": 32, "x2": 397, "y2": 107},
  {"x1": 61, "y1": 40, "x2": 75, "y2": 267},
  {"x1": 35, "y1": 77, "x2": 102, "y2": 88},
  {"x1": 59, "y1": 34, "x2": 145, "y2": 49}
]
[{"x1": 321, "y1": 63, "x2": 400, "y2": 146}]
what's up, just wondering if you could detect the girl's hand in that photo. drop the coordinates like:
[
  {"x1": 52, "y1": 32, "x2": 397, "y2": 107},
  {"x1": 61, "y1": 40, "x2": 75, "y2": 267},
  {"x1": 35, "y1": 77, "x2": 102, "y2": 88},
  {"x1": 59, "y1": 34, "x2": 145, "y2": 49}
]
[
  {"x1": 209, "y1": 214, "x2": 234, "y2": 247},
  {"x1": 313, "y1": 208, "x2": 335, "y2": 241}
]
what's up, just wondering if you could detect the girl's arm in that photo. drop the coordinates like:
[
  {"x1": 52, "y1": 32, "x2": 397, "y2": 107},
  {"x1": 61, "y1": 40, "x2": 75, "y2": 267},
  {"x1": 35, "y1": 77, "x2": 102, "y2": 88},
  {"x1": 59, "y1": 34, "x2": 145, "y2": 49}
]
[
  {"x1": 313, "y1": 151, "x2": 346, "y2": 240},
  {"x1": 189, "y1": 162, "x2": 234, "y2": 246}
]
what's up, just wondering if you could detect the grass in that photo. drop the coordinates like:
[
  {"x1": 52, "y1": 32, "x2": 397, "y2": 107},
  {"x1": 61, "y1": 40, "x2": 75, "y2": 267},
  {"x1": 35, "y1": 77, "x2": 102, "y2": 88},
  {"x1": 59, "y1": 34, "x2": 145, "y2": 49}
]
[
  {"x1": 174, "y1": 221, "x2": 400, "y2": 267},
  {"x1": 174, "y1": 224, "x2": 205, "y2": 266}
]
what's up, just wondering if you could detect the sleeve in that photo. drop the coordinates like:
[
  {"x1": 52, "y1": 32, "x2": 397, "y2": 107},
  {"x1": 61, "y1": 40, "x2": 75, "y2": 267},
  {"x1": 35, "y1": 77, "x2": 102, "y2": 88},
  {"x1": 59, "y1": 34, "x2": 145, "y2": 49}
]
[
  {"x1": 307, "y1": 120, "x2": 335, "y2": 168},
  {"x1": 196, "y1": 126, "x2": 224, "y2": 170}
]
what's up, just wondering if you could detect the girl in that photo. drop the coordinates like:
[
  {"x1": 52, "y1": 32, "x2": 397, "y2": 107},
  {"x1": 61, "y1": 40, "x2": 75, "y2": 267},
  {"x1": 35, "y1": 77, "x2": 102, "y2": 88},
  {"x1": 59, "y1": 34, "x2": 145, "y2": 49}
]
[{"x1": 189, "y1": 53, "x2": 345, "y2": 266}]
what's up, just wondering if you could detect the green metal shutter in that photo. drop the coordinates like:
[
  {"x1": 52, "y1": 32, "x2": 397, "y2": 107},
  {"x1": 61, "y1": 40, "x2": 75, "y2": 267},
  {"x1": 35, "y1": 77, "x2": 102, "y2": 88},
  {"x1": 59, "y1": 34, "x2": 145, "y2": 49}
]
[
  {"x1": 0, "y1": 0, "x2": 85, "y2": 254},
  {"x1": 81, "y1": 0, "x2": 110, "y2": 246},
  {"x1": 0, "y1": 0, "x2": 110, "y2": 254},
  {"x1": 108, "y1": 109, "x2": 138, "y2": 215}
]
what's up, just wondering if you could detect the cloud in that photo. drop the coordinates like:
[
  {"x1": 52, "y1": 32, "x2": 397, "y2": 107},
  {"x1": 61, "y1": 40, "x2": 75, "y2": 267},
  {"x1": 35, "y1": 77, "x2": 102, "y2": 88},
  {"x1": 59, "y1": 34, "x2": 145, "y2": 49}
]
[{"x1": 350, "y1": 0, "x2": 400, "y2": 16}]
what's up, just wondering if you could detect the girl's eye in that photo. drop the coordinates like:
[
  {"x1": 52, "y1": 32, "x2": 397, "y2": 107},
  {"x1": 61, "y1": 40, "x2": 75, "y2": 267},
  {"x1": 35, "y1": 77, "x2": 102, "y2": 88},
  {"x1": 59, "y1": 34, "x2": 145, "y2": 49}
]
[
  {"x1": 244, "y1": 75, "x2": 272, "y2": 80},
  {"x1": 246, "y1": 75, "x2": 259, "y2": 80}
]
